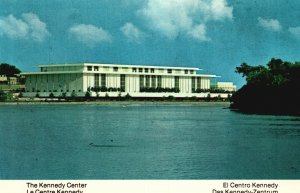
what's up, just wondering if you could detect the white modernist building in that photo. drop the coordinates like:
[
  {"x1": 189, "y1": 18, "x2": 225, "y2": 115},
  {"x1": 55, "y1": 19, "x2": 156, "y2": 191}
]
[{"x1": 21, "y1": 63, "x2": 232, "y2": 98}]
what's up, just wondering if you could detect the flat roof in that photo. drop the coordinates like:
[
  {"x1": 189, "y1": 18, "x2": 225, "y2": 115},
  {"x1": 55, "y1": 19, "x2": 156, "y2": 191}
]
[
  {"x1": 38, "y1": 63, "x2": 201, "y2": 71},
  {"x1": 21, "y1": 71, "x2": 218, "y2": 77}
]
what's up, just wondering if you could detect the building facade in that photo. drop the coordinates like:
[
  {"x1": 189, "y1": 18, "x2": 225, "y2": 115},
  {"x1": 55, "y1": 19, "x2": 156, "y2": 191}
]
[
  {"x1": 211, "y1": 82, "x2": 237, "y2": 92},
  {"x1": 0, "y1": 75, "x2": 21, "y2": 85},
  {"x1": 21, "y1": 63, "x2": 232, "y2": 98},
  {"x1": 0, "y1": 75, "x2": 7, "y2": 83}
]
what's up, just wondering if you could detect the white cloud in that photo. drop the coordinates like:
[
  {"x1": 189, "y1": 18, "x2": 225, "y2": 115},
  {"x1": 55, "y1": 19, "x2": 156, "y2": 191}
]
[
  {"x1": 138, "y1": 0, "x2": 233, "y2": 41},
  {"x1": 258, "y1": 17, "x2": 282, "y2": 31},
  {"x1": 187, "y1": 24, "x2": 210, "y2": 41},
  {"x1": 69, "y1": 24, "x2": 112, "y2": 47},
  {"x1": 211, "y1": 0, "x2": 233, "y2": 20},
  {"x1": 22, "y1": 13, "x2": 50, "y2": 42},
  {"x1": 0, "y1": 13, "x2": 49, "y2": 42},
  {"x1": 121, "y1": 22, "x2": 145, "y2": 43},
  {"x1": 288, "y1": 26, "x2": 300, "y2": 38}
]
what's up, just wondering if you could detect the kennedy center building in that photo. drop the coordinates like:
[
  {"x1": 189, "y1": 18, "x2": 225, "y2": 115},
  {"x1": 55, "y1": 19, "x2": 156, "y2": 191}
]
[{"x1": 21, "y1": 63, "x2": 225, "y2": 98}]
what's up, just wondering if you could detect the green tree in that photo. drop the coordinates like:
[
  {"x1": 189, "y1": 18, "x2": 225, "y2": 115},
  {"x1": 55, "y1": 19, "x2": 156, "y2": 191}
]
[
  {"x1": 231, "y1": 58, "x2": 300, "y2": 115},
  {"x1": 85, "y1": 91, "x2": 91, "y2": 98},
  {"x1": 124, "y1": 93, "x2": 131, "y2": 100},
  {"x1": 0, "y1": 63, "x2": 21, "y2": 76},
  {"x1": 235, "y1": 63, "x2": 266, "y2": 77}
]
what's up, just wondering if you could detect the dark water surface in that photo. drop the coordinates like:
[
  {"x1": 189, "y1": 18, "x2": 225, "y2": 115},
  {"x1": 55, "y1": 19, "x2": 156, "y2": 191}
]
[{"x1": 0, "y1": 104, "x2": 299, "y2": 179}]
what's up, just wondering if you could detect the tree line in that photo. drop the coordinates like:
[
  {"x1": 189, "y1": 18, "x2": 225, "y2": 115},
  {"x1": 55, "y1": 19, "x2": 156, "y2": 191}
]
[{"x1": 230, "y1": 58, "x2": 300, "y2": 115}]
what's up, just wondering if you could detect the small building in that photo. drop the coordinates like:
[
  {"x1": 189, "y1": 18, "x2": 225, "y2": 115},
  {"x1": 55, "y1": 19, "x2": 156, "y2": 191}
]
[
  {"x1": 21, "y1": 63, "x2": 233, "y2": 98},
  {"x1": 212, "y1": 82, "x2": 237, "y2": 92},
  {"x1": 0, "y1": 75, "x2": 8, "y2": 84},
  {"x1": 0, "y1": 74, "x2": 22, "y2": 85},
  {"x1": 8, "y1": 77, "x2": 18, "y2": 85}
]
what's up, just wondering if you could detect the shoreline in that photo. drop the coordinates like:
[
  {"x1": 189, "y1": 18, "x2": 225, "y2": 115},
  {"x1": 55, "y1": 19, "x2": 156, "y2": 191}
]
[{"x1": 0, "y1": 100, "x2": 230, "y2": 106}]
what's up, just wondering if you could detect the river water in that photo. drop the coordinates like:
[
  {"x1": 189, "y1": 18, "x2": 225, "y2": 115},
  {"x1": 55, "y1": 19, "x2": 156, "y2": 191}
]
[{"x1": 0, "y1": 104, "x2": 299, "y2": 179}]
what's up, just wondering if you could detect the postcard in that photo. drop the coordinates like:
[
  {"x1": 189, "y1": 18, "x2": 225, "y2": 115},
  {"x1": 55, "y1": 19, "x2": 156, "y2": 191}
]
[{"x1": 0, "y1": 0, "x2": 299, "y2": 192}]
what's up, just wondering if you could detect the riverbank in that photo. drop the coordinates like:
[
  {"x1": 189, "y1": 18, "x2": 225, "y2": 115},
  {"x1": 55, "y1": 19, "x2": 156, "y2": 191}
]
[{"x1": 0, "y1": 100, "x2": 230, "y2": 106}]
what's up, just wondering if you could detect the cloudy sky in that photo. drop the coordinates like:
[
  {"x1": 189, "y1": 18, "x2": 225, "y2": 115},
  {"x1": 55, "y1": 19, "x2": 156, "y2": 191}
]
[{"x1": 1, "y1": 0, "x2": 300, "y2": 88}]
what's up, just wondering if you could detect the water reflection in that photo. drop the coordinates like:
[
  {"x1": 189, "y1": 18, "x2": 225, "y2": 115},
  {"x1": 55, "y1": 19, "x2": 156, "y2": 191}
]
[{"x1": 0, "y1": 104, "x2": 299, "y2": 179}]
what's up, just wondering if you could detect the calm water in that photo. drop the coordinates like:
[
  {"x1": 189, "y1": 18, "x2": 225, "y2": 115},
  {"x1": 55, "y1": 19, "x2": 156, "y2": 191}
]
[{"x1": 0, "y1": 104, "x2": 299, "y2": 179}]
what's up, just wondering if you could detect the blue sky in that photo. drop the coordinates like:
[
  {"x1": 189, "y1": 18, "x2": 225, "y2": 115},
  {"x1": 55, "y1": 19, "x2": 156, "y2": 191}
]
[{"x1": 1, "y1": 0, "x2": 300, "y2": 88}]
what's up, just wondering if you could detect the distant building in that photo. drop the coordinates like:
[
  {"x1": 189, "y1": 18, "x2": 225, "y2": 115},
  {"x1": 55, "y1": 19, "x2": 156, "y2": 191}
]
[
  {"x1": 21, "y1": 63, "x2": 234, "y2": 98},
  {"x1": 7, "y1": 77, "x2": 17, "y2": 85},
  {"x1": 0, "y1": 74, "x2": 23, "y2": 85},
  {"x1": 212, "y1": 82, "x2": 237, "y2": 92},
  {"x1": 0, "y1": 75, "x2": 8, "y2": 84},
  {"x1": 0, "y1": 74, "x2": 25, "y2": 92}
]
